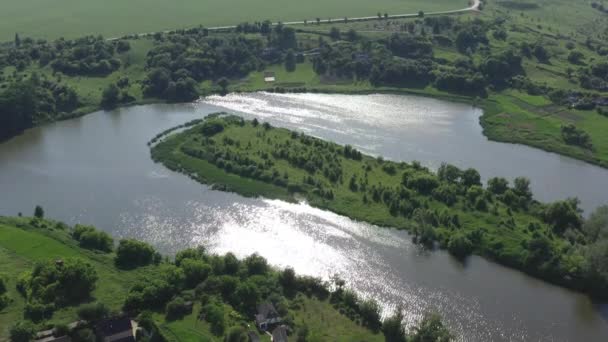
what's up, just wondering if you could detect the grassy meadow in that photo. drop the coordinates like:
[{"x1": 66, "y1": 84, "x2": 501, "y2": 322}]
[{"x1": 0, "y1": 0, "x2": 463, "y2": 41}]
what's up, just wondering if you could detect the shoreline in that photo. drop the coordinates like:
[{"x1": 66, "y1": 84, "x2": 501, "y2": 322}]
[
  {"x1": 151, "y1": 115, "x2": 608, "y2": 300},
  {"x1": 3, "y1": 86, "x2": 607, "y2": 171}
]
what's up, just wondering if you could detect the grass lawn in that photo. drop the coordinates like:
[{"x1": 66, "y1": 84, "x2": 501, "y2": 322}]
[
  {"x1": 0, "y1": 217, "x2": 151, "y2": 339},
  {"x1": 1, "y1": 0, "x2": 464, "y2": 41},
  {"x1": 291, "y1": 296, "x2": 384, "y2": 342},
  {"x1": 481, "y1": 91, "x2": 608, "y2": 168}
]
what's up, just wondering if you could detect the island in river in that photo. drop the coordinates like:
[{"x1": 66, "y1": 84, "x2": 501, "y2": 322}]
[{"x1": 151, "y1": 114, "x2": 608, "y2": 298}]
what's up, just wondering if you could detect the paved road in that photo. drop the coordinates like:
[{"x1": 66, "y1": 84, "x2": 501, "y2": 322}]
[{"x1": 110, "y1": 0, "x2": 480, "y2": 40}]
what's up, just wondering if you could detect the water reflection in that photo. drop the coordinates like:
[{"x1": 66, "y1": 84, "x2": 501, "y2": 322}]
[
  {"x1": 1, "y1": 96, "x2": 607, "y2": 341},
  {"x1": 202, "y1": 92, "x2": 608, "y2": 215}
]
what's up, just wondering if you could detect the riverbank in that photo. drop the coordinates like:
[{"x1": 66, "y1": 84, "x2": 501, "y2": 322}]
[{"x1": 151, "y1": 115, "x2": 608, "y2": 299}]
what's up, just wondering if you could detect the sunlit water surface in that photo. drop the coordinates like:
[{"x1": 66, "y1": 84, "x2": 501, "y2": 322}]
[{"x1": 0, "y1": 93, "x2": 607, "y2": 341}]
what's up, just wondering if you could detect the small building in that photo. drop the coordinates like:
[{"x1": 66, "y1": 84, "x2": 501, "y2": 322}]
[
  {"x1": 264, "y1": 71, "x2": 276, "y2": 83},
  {"x1": 271, "y1": 325, "x2": 289, "y2": 342},
  {"x1": 96, "y1": 317, "x2": 136, "y2": 342},
  {"x1": 255, "y1": 302, "x2": 282, "y2": 330}
]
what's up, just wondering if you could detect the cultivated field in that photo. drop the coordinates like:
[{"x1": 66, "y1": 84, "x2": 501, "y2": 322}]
[{"x1": 0, "y1": 0, "x2": 463, "y2": 41}]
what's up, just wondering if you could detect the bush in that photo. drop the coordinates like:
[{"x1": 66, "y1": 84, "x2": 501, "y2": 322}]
[
  {"x1": 24, "y1": 258, "x2": 98, "y2": 306},
  {"x1": 24, "y1": 301, "x2": 55, "y2": 321},
  {"x1": 180, "y1": 258, "x2": 211, "y2": 287},
  {"x1": 201, "y1": 120, "x2": 224, "y2": 136},
  {"x1": 115, "y1": 239, "x2": 160, "y2": 269},
  {"x1": 447, "y1": 233, "x2": 474, "y2": 258},
  {"x1": 358, "y1": 299, "x2": 382, "y2": 331},
  {"x1": 487, "y1": 177, "x2": 508, "y2": 195},
  {"x1": 34, "y1": 205, "x2": 44, "y2": 219},
  {"x1": 165, "y1": 297, "x2": 190, "y2": 320},
  {"x1": 9, "y1": 321, "x2": 35, "y2": 342},
  {"x1": 72, "y1": 224, "x2": 113, "y2": 252},
  {"x1": 561, "y1": 124, "x2": 593, "y2": 150},
  {"x1": 77, "y1": 302, "x2": 110, "y2": 321},
  {"x1": 244, "y1": 253, "x2": 268, "y2": 275}
]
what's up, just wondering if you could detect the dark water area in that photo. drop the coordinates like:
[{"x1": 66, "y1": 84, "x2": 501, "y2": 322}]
[{"x1": 0, "y1": 94, "x2": 607, "y2": 341}]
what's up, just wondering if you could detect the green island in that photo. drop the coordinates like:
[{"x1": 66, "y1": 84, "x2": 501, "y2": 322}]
[
  {"x1": 1, "y1": 0, "x2": 608, "y2": 168},
  {"x1": 0, "y1": 214, "x2": 453, "y2": 341},
  {"x1": 151, "y1": 115, "x2": 608, "y2": 298}
]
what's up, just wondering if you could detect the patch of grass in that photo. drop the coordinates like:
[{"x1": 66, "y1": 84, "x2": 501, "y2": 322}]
[
  {"x1": 0, "y1": 217, "x2": 152, "y2": 339},
  {"x1": 480, "y1": 92, "x2": 608, "y2": 168},
  {"x1": 291, "y1": 296, "x2": 384, "y2": 342},
  {"x1": 1, "y1": 0, "x2": 462, "y2": 41}
]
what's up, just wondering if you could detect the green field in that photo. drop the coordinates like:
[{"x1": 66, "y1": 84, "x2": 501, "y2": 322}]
[
  {"x1": 0, "y1": 217, "x2": 151, "y2": 339},
  {"x1": 0, "y1": 0, "x2": 463, "y2": 41}
]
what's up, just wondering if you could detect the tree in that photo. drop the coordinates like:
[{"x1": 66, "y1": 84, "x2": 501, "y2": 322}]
[
  {"x1": 583, "y1": 205, "x2": 608, "y2": 242},
  {"x1": 245, "y1": 253, "x2": 268, "y2": 275},
  {"x1": 447, "y1": 233, "x2": 474, "y2": 258},
  {"x1": 346, "y1": 29, "x2": 358, "y2": 42},
  {"x1": 543, "y1": 199, "x2": 583, "y2": 234},
  {"x1": 34, "y1": 205, "x2": 44, "y2": 219},
  {"x1": 10, "y1": 321, "x2": 34, "y2": 342},
  {"x1": 115, "y1": 239, "x2": 160, "y2": 269},
  {"x1": 180, "y1": 258, "x2": 211, "y2": 287},
  {"x1": 14, "y1": 33, "x2": 21, "y2": 47},
  {"x1": 72, "y1": 224, "x2": 113, "y2": 252},
  {"x1": 567, "y1": 51, "x2": 584, "y2": 64},
  {"x1": 462, "y1": 168, "x2": 481, "y2": 187},
  {"x1": 285, "y1": 49, "x2": 296, "y2": 72},
  {"x1": 77, "y1": 302, "x2": 109, "y2": 321},
  {"x1": 513, "y1": 177, "x2": 532, "y2": 201},
  {"x1": 487, "y1": 177, "x2": 508, "y2": 195},
  {"x1": 101, "y1": 84, "x2": 120, "y2": 109},
  {"x1": 533, "y1": 44, "x2": 550, "y2": 62},
  {"x1": 329, "y1": 27, "x2": 341, "y2": 41},
  {"x1": 418, "y1": 11, "x2": 425, "y2": 18},
  {"x1": 437, "y1": 163, "x2": 462, "y2": 183},
  {"x1": 409, "y1": 313, "x2": 453, "y2": 342},
  {"x1": 217, "y1": 77, "x2": 229, "y2": 95},
  {"x1": 359, "y1": 299, "x2": 382, "y2": 331},
  {"x1": 25, "y1": 258, "x2": 98, "y2": 306},
  {"x1": 584, "y1": 240, "x2": 608, "y2": 286},
  {"x1": 383, "y1": 308, "x2": 407, "y2": 342}
]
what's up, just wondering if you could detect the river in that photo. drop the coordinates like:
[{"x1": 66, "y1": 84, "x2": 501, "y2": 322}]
[{"x1": 0, "y1": 93, "x2": 606, "y2": 341}]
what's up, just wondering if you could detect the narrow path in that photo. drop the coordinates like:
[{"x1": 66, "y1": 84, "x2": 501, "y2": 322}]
[{"x1": 109, "y1": 0, "x2": 480, "y2": 40}]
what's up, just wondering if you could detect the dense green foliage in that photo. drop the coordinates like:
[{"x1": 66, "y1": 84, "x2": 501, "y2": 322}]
[
  {"x1": 152, "y1": 116, "x2": 608, "y2": 297},
  {"x1": 0, "y1": 77, "x2": 79, "y2": 140},
  {"x1": 72, "y1": 224, "x2": 114, "y2": 252},
  {"x1": 115, "y1": 239, "x2": 161, "y2": 269},
  {"x1": 18, "y1": 258, "x2": 98, "y2": 321}
]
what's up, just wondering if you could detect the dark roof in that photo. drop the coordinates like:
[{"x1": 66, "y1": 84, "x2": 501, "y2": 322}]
[
  {"x1": 272, "y1": 325, "x2": 289, "y2": 342},
  {"x1": 257, "y1": 302, "x2": 278, "y2": 318},
  {"x1": 247, "y1": 331, "x2": 261, "y2": 342},
  {"x1": 96, "y1": 317, "x2": 133, "y2": 337}
]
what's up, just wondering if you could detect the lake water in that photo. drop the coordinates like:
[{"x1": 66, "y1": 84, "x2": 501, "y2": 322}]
[{"x1": 0, "y1": 93, "x2": 606, "y2": 341}]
